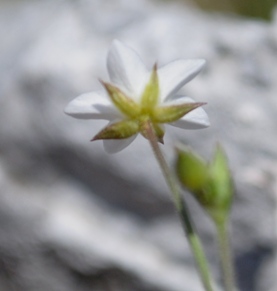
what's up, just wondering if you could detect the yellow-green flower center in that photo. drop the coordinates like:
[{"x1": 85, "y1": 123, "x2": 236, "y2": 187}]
[{"x1": 95, "y1": 65, "x2": 204, "y2": 142}]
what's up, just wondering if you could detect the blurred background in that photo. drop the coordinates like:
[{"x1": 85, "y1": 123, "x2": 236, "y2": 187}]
[{"x1": 0, "y1": 0, "x2": 277, "y2": 290}]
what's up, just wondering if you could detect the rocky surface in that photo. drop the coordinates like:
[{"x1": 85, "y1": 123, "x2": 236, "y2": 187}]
[{"x1": 0, "y1": 0, "x2": 277, "y2": 290}]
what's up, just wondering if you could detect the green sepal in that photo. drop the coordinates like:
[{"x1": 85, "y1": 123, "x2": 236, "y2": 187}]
[
  {"x1": 140, "y1": 64, "x2": 159, "y2": 112},
  {"x1": 152, "y1": 123, "x2": 165, "y2": 144},
  {"x1": 101, "y1": 81, "x2": 140, "y2": 118},
  {"x1": 152, "y1": 102, "x2": 206, "y2": 124},
  {"x1": 176, "y1": 145, "x2": 210, "y2": 199},
  {"x1": 207, "y1": 145, "x2": 233, "y2": 222},
  {"x1": 140, "y1": 120, "x2": 164, "y2": 144},
  {"x1": 92, "y1": 119, "x2": 139, "y2": 140}
]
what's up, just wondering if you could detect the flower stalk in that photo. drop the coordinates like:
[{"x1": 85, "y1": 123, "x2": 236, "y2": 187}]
[
  {"x1": 215, "y1": 217, "x2": 236, "y2": 291},
  {"x1": 143, "y1": 119, "x2": 215, "y2": 291}
]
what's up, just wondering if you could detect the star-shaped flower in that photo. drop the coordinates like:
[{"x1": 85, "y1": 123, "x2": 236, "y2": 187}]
[{"x1": 64, "y1": 40, "x2": 210, "y2": 153}]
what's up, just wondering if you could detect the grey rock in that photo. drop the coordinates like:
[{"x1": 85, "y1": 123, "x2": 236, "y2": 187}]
[{"x1": 0, "y1": 0, "x2": 276, "y2": 290}]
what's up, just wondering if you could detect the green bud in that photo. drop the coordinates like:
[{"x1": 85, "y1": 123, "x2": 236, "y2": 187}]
[
  {"x1": 175, "y1": 144, "x2": 233, "y2": 222},
  {"x1": 152, "y1": 103, "x2": 206, "y2": 124},
  {"x1": 92, "y1": 120, "x2": 139, "y2": 140}
]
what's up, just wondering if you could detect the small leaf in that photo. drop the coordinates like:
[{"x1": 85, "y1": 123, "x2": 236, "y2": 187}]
[
  {"x1": 140, "y1": 63, "x2": 159, "y2": 111},
  {"x1": 101, "y1": 81, "x2": 140, "y2": 118},
  {"x1": 152, "y1": 102, "x2": 206, "y2": 123},
  {"x1": 92, "y1": 119, "x2": 139, "y2": 140}
]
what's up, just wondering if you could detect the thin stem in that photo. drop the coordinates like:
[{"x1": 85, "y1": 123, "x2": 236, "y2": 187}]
[
  {"x1": 144, "y1": 120, "x2": 214, "y2": 291},
  {"x1": 216, "y1": 218, "x2": 236, "y2": 291}
]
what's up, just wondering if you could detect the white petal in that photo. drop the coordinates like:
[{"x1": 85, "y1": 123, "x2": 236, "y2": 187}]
[
  {"x1": 64, "y1": 91, "x2": 122, "y2": 120},
  {"x1": 107, "y1": 40, "x2": 148, "y2": 100},
  {"x1": 168, "y1": 97, "x2": 210, "y2": 129},
  {"x1": 162, "y1": 96, "x2": 197, "y2": 107},
  {"x1": 103, "y1": 135, "x2": 138, "y2": 153},
  {"x1": 158, "y1": 59, "x2": 206, "y2": 101}
]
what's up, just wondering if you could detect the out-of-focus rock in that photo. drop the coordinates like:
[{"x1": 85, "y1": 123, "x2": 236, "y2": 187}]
[{"x1": 0, "y1": 0, "x2": 276, "y2": 290}]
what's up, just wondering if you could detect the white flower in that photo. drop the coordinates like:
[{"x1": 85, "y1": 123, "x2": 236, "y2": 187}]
[{"x1": 64, "y1": 40, "x2": 210, "y2": 153}]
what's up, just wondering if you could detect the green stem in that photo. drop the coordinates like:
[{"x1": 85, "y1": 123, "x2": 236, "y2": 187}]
[
  {"x1": 215, "y1": 218, "x2": 236, "y2": 291},
  {"x1": 144, "y1": 120, "x2": 214, "y2": 291}
]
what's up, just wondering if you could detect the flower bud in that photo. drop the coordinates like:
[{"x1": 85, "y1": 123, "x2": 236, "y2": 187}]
[{"x1": 175, "y1": 144, "x2": 233, "y2": 222}]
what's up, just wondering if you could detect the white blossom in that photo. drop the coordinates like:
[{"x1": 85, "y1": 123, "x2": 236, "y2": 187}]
[{"x1": 65, "y1": 40, "x2": 209, "y2": 153}]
